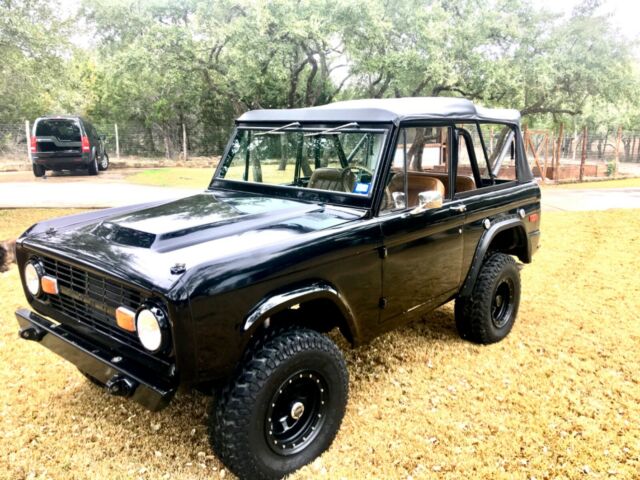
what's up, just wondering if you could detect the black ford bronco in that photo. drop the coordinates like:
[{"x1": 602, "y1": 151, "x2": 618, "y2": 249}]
[{"x1": 15, "y1": 98, "x2": 540, "y2": 479}]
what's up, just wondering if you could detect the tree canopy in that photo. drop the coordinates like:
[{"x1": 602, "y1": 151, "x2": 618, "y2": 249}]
[{"x1": 1, "y1": 0, "x2": 639, "y2": 136}]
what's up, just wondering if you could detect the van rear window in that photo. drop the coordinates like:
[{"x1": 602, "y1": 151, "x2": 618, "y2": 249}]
[{"x1": 36, "y1": 119, "x2": 81, "y2": 141}]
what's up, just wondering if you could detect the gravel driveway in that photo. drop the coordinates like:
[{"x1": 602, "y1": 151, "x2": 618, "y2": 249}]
[{"x1": 0, "y1": 170, "x2": 198, "y2": 208}]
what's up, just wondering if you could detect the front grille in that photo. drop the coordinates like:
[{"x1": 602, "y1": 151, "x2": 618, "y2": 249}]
[{"x1": 41, "y1": 256, "x2": 144, "y2": 349}]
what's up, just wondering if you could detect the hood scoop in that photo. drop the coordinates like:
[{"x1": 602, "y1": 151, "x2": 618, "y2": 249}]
[{"x1": 93, "y1": 222, "x2": 156, "y2": 249}]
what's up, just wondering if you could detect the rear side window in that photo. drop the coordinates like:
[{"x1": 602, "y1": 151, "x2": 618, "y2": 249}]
[
  {"x1": 455, "y1": 123, "x2": 518, "y2": 185},
  {"x1": 35, "y1": 119, "x2": 81, "y2": 142}
]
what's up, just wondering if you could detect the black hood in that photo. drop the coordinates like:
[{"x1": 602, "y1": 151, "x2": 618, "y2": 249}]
[{"x1": 21, "y1": 191, "x2": 363, "y2": 292}]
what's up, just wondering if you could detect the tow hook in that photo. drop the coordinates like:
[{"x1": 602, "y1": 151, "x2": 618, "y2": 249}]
[
  {"x1": 106, "y1": 375, "x2": 137, "y2": 397},
  {"x1": 19, "y1": 326, "x2": 46, "y2": 341}
]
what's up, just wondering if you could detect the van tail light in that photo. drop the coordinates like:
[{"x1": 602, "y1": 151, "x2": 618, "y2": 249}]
[
  {"x1": 528, "y1": 213, "x2": 539, "y2": 223},
  {"x1": 30, "y1": 136, "x2": 37, "y2": 153},
  {"x1": 81, "y1": 135, "x2": 90, "y2": 153}
]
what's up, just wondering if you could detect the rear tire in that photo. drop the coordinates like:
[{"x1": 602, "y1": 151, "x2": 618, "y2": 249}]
[
  {"x1": 32, "y1": 164, "x2": 45, "y2": 177},
  {"x1": 209, "y1": 328, "x2": 348, "y2": 480},
  {"x1": 455, "y1": 253, "x2": 521, "y2": 344},
  {"x1": 98, "y1": 152, "x2": 109, "y2": 171},
  {"x1": 88, "y1": 155, "x2": 98, "y2": 175}
]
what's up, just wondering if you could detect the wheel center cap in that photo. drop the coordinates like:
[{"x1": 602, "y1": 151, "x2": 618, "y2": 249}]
[
  {"x1": 495, "y1": 295, "x2": 503, "y2": 307},
  {"x1": 290, "y1": 401, "x2": 305, "y2": 420}
]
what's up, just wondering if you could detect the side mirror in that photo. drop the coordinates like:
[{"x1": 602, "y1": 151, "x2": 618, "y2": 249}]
[{"x1": 410, "y1": 190, "x2": 443, "y2": 215}]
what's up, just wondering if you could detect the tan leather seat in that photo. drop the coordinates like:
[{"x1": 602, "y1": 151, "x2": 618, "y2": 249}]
[
  {"x1": 424, "y1": 172, "x2": 476, "y2": 195},
  {"x1": 407, "y1": 175, "x2": 445, "y2": 206},
  {"x1": 388, "y1": 172, "x2": 445, "y2": 207},
  {"x1": 308, "y1": 168, "x2": 355, "y2": 192}
]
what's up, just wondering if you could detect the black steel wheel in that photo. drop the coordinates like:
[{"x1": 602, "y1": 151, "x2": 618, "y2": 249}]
[
  {"x1": 455, "y1": 252, "x2": 521, "y2": 344},
  {"x1": 266, "y1": 370, "x2": 328, "y2": 455},
  {"x1": 209, "y1": 327, "x2": 348, "y2": 480},
  {"x1": 491, "y1": 277, "x2": 515, "y2": 329}
]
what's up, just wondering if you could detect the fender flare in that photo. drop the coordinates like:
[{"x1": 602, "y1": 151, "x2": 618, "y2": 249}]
[
  {"x1": 243, "y1": 281, "x2": 360, "y2": 344},
  {"x1": 459, "y1": 217, "x2": 529, "y2": 298}
]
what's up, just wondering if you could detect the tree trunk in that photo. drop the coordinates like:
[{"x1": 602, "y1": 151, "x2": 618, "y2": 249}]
[
  {"x1": 251, "y1": 156, "x2": 263, "y2": 182},
  {"x1": 297, "y1": 136, "x2": 312, "y2": 177},
  {"x1": 163, "y1": 131, "x2": 172, "y2": 159},
  {"x1": 600, "y1": 130, "x2": 610, "y2": 160},
  {"x1": 146, "y1": 127, "x2": 156, "y2": 156},
  {"x1": 408, "y1": 128, "x2": 426, "y2": 171},
  {"x1": 597, "y1": 139, "x2": 603, "y2": 160},
  {"x1": 623, "y1": 136, "x2": 631, "y2": 161},
  {"x1": 278, "y1": 135, "x2": 288, "y2": 171}
]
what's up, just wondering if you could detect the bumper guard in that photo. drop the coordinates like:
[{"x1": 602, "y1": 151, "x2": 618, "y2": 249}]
[{"x1": 15, "y1": 308, "x2": 176, "y2": 411}]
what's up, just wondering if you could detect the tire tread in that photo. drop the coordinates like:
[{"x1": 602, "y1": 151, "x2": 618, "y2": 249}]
[
  {"x1": 210, "y1": 327, "x2": 348, "y2": 480},
  {"x1": 455, "y1": 253, "x2": 520, "y2": 344}
]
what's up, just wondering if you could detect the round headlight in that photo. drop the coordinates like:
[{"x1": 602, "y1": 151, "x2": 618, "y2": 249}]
[
  {"x1": 24, "y1": 262, "x2": 42, "y2": 296},
  {"x1": 136, "y1": 307, "x2": 165, "y2": 352}
]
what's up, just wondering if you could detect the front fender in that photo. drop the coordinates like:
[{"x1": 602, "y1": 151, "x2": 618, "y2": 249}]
[{"x1": 243, "y1": 281, "x2": 360, "y2": 343}]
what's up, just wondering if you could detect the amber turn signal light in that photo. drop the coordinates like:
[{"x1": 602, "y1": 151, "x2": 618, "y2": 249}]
[
  {"x1": 41, "y1": 275, "x2": 59, "y2": 295},
  {"x1": 115, "y1": 306, "x2": 136, "y2": 332}
]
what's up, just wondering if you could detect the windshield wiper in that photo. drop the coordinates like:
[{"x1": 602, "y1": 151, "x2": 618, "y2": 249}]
[
  {"x1": 303, "y1": 122, "x2": 359, "y2": 137},
  {"x1": 255, "y1": 122, "x2": 301, "y2": 136}
]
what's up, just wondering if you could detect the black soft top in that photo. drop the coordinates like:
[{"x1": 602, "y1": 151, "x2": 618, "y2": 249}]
[{"x1": 237, "y1": 97, "x2": 521, "y2": 126}]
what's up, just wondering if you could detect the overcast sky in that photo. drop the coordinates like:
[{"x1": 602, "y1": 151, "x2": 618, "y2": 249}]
[{"x1": 537, "y1": 0, "x2": 640, "y2": 40}]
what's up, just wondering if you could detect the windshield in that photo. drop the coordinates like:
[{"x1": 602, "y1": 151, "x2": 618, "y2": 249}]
[{"x1": 216, "y1": 125, "x2": 388, "y2": 197}]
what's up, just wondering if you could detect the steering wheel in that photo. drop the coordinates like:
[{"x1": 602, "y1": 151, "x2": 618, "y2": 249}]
[{"x1": 341, "y1": 165, "x2": 374, "y2": 192}]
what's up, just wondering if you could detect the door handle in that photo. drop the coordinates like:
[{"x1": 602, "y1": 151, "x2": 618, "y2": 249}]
[{"x1": 450, "y1": 204, "x2": 467, "y2": 213}]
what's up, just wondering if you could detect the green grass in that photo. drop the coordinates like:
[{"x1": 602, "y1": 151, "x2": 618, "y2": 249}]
[
  {"x1": 125, "y1": 165, "x2": 301, "y2": 189},
  {"x1": 125, "y1": 168, "x2": 214, "y2": 188}
]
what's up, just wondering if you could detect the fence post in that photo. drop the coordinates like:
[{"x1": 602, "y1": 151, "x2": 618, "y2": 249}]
[
  {"x1": 580, "y1": 126, "x2": 587, "y2": 182},
  {"x1": 182, "y1": 123, "x2": 188, "y2": 161},
  {"x1": 615, "y1": 126, "x2": 622, "y2": 177},
  {"x1": 25, "y1": 120, "x2": 32, "y2": 163},
  {"x1": 114, "y1": 123, "x2": 120, "y2": 160},
  {"x1": 545, "y1": 135, "x2": 552, "y2": 180}
]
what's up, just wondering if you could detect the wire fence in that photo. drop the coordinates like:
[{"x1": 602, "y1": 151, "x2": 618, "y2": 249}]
[
  {"x1": 524, "y1": 128, "x2": 640, "y2": 181},
  {"x1": 3, "y1": 121, "x2": 640, "y2": 180},
  {"x1": 0, "y1": 121, "x2": 234, "y2": 161}
]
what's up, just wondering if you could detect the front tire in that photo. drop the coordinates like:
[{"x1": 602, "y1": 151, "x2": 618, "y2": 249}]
[
  {"x1": 209, "y1": 328, "x2": 348, "y2": 480},
  {"x1": 455, "y1": 253, "x2": 521, "y2": 344}
]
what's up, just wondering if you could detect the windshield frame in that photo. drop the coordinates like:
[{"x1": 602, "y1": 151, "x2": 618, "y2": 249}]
[{"x1": 209, "y1": 122, "x2": 394, "y2": 209}]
